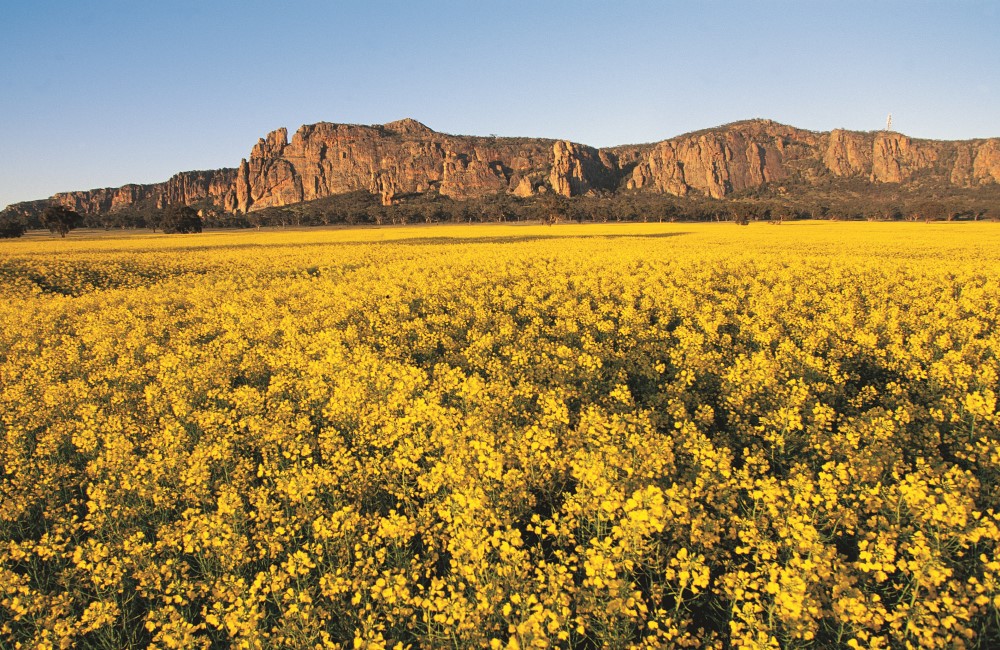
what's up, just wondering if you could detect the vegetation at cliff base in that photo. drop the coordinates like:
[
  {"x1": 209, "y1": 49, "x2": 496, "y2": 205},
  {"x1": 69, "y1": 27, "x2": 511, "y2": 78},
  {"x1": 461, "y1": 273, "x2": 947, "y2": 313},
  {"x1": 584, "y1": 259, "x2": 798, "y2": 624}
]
[
  {"x1": 1, "y1": 222, "x2": 999, "y2": 649},
  {"x1": 0, "y1": 216, "x2": 27, "y2": 239},
  {"x1": 40, "y1": 204, "x2": 83, "y2": 237},
  {"x1": 156, "y1": 205, "x2": 204, "y2": 234},
  {"x1": 4, "y1": 178, "x2": 998, "y2": 234}
]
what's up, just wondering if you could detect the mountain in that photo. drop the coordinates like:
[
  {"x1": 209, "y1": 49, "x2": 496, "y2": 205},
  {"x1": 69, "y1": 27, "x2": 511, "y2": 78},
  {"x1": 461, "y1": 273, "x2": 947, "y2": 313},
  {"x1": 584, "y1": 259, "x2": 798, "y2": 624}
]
[{"x1": 5, "y1": 118, "x2": 1000, "y2": 220}]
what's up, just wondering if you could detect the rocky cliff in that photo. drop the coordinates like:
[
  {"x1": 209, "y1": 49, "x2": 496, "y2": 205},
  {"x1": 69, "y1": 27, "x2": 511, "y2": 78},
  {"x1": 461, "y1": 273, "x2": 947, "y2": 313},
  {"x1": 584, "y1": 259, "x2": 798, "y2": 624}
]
[
  {"x1": 622, "y1": 122, "x2": 796, "y2": 198},
  {"x1": 6, "y1": 118, "x2": 1000, "y2": 218},
  {"x1": 230, "y1": 119, "x2": 568, "y2": 211},
  {"x1": 51, "y1": 169, "x2": 238, "y2": 215},
  {"x1": 623, "y1": 120, "x2": 1000, "y2": 198}
]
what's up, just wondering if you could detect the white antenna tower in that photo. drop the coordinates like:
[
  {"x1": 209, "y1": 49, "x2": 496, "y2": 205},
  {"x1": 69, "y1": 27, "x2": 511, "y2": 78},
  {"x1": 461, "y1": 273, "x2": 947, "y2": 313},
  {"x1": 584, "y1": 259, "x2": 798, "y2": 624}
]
[{"x1": 886, "y1": 113, "x2": 893, "y2": 132}]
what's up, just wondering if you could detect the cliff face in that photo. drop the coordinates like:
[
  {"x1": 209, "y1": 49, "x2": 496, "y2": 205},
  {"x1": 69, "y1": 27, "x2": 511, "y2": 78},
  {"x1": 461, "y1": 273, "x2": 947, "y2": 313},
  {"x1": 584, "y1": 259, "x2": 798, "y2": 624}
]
[
  {"x1": 823, "y1": 129, "x2": 873, "y2": 178},
  {"x1": 624, "y1": 121, "x2": 1000, "y2": 198},
  {"x1": 869, "y1": 132, "x2": 940, "y2": 183},
  {"x1": 549, "y1": 141, "x2": 619, "y2": 198},
  {"x1": 6, "y1": 118, "x2": 1000, "y2": 218},
  {"x1": 624, "y1": 121, "x2": 808, "y2": 198},
  {"x1": 819, "y1": 128, "x2": 943, "y2": 183},
  {"x1": 969, "y1": 139, "x2": 1000, "y2": 184},
  {"x1": 230, "y1": 119, "x2": 602, "y2": 210},
  {"x1": 51, "y1": 169, "x2": 238, "y2": 214}
]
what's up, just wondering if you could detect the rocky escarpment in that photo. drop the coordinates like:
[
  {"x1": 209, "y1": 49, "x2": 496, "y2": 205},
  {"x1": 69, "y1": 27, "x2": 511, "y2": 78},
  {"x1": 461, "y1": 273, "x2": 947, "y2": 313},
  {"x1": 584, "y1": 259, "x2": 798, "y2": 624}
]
[
  {"x1": 621, "y1": 121, "x2": 806, "y2": 198},
  {"x1": 623, "y1": 120, "x2": 1000, "y2": 199},
  {"x1": 229, "y1": 119, "x2": 613, "y2": 211},
  {"x1": 51, "y1": 169, "x2": 238, "y2": 215},
  {"x1": 815, "y1": 127, "x2": 1000, "y2": 187},
  {"x1": 549, "y1": 141, "x2": 618, "y2": 198},
  {"x1": 213, "y1": 118, "x2": 1000, "y2": 211},
  {"x1": 5, "y1": 118, "x2": 1000, "y2": 218}
]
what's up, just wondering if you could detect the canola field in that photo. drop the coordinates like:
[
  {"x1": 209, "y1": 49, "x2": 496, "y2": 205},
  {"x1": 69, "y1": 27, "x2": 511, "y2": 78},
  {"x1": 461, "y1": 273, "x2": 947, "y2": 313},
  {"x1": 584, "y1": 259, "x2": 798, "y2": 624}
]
[{"x1": 1, "y1": 222, "x2": 999, "y2": 649}]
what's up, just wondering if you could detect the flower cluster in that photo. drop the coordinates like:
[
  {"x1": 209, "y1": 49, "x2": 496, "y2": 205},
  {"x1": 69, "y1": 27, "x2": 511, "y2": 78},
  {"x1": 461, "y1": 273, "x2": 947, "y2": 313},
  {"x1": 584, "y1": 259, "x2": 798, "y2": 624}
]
[{"x1": 1, "y1": 222, "x2": 999, "y2": 648}]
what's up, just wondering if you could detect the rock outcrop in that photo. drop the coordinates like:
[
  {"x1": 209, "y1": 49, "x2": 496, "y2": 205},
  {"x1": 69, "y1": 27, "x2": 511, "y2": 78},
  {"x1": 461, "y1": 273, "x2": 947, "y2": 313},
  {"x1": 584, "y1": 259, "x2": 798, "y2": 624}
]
[
  {"x1": 624, "y1": 120, "x2": 1000, "y2": 197},
  {"x1": 823, "y1": 129, "x2": 872, "y2": 178},
  {"x1": 50, "y1": 169, "x2": 238, "y2": 215},
  {"x1": 972, "y1": 140, "x2": 1000, "y2": 184},
  {"x1": 624, "y1": 121, "x2": 800, "y2": 198},
  {"x1": 869, "y1": 132, "x2": 940, "y2": 183},
  {"x1": 549, "y1": 141, "x2": 618, "y2": 197},
  {"x1": 5, "y1": 118, "x2": 999, "y2": 218},
  {"x1": 229, "y1": 120, "x2": 586, "y2": 210}
]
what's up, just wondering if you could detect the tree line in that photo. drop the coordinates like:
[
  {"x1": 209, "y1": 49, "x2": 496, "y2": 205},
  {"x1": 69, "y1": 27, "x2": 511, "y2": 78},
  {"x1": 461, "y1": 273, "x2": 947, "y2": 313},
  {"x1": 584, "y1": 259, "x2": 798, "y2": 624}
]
[
  {"x1": 1, "y1": 188, "x2": 997, "y2": 238},
  {"x1": 0, "y1": 204, "x2": 204, "y2": 238}
]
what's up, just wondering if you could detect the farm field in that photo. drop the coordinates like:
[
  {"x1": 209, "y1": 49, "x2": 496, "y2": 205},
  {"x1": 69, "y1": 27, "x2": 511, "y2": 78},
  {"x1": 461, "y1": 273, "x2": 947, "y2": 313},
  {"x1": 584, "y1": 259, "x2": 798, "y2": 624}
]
[{"x1": 1, "y1": 221, "x2": 999, "y2": 649}]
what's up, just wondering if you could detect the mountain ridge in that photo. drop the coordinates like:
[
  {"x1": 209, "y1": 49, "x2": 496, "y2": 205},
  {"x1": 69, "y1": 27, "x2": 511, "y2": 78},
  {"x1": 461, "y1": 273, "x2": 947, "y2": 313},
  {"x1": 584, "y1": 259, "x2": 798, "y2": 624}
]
[{"x1": 4, "y1": 118, "x2": 999, "y2": 220}]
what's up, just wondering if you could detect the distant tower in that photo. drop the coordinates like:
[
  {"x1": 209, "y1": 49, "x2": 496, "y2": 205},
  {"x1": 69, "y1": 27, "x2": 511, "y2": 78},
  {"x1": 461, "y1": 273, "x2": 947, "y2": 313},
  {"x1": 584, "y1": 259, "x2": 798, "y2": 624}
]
[{"x1": 886, "y1": 113, "x2": 893, "y2": 132}]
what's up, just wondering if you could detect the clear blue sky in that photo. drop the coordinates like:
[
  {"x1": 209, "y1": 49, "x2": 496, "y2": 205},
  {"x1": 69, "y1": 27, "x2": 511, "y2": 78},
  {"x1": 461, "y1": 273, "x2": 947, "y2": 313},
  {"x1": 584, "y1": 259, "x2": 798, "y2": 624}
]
[{"x1": 2, "y1": 1, "x2": 997, "y2": 209}]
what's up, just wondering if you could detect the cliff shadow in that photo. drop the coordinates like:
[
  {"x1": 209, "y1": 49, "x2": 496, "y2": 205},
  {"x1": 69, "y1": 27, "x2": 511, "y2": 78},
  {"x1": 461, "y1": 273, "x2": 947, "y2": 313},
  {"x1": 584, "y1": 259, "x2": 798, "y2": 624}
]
[
  {"x1": 386, "y1": 231, "x2": 692, "y2": 247},
  {"x1": 126, "y1": 229, "x2": 693, "y2": 256}
]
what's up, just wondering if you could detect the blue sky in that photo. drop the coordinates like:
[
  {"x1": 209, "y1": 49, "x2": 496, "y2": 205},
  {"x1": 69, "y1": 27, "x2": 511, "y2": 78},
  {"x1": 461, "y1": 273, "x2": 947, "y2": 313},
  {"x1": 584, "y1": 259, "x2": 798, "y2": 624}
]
[{"x1": 1, "y1": 1, "x2": 997, "y2": 209}]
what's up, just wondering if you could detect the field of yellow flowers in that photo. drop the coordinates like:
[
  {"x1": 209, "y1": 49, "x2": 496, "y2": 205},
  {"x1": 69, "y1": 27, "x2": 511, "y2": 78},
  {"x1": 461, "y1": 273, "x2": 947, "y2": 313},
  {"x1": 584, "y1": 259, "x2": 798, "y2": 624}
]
[{"x1": 1, "y1": 222, "x2": 999, "y2": 649}]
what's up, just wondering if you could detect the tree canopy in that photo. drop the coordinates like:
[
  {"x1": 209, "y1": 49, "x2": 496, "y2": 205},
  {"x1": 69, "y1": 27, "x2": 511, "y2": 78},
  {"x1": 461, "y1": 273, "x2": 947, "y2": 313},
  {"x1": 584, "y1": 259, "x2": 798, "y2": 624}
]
[
  {"x1": 161, "y1": 205, "x2": 203, "y2": 234},
  {"x1": 41, "y1": 205, "x2": 82, "y2": 237},
  {"x1": 0, "y1": 216, "x2": 27, "y2": 238}
]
